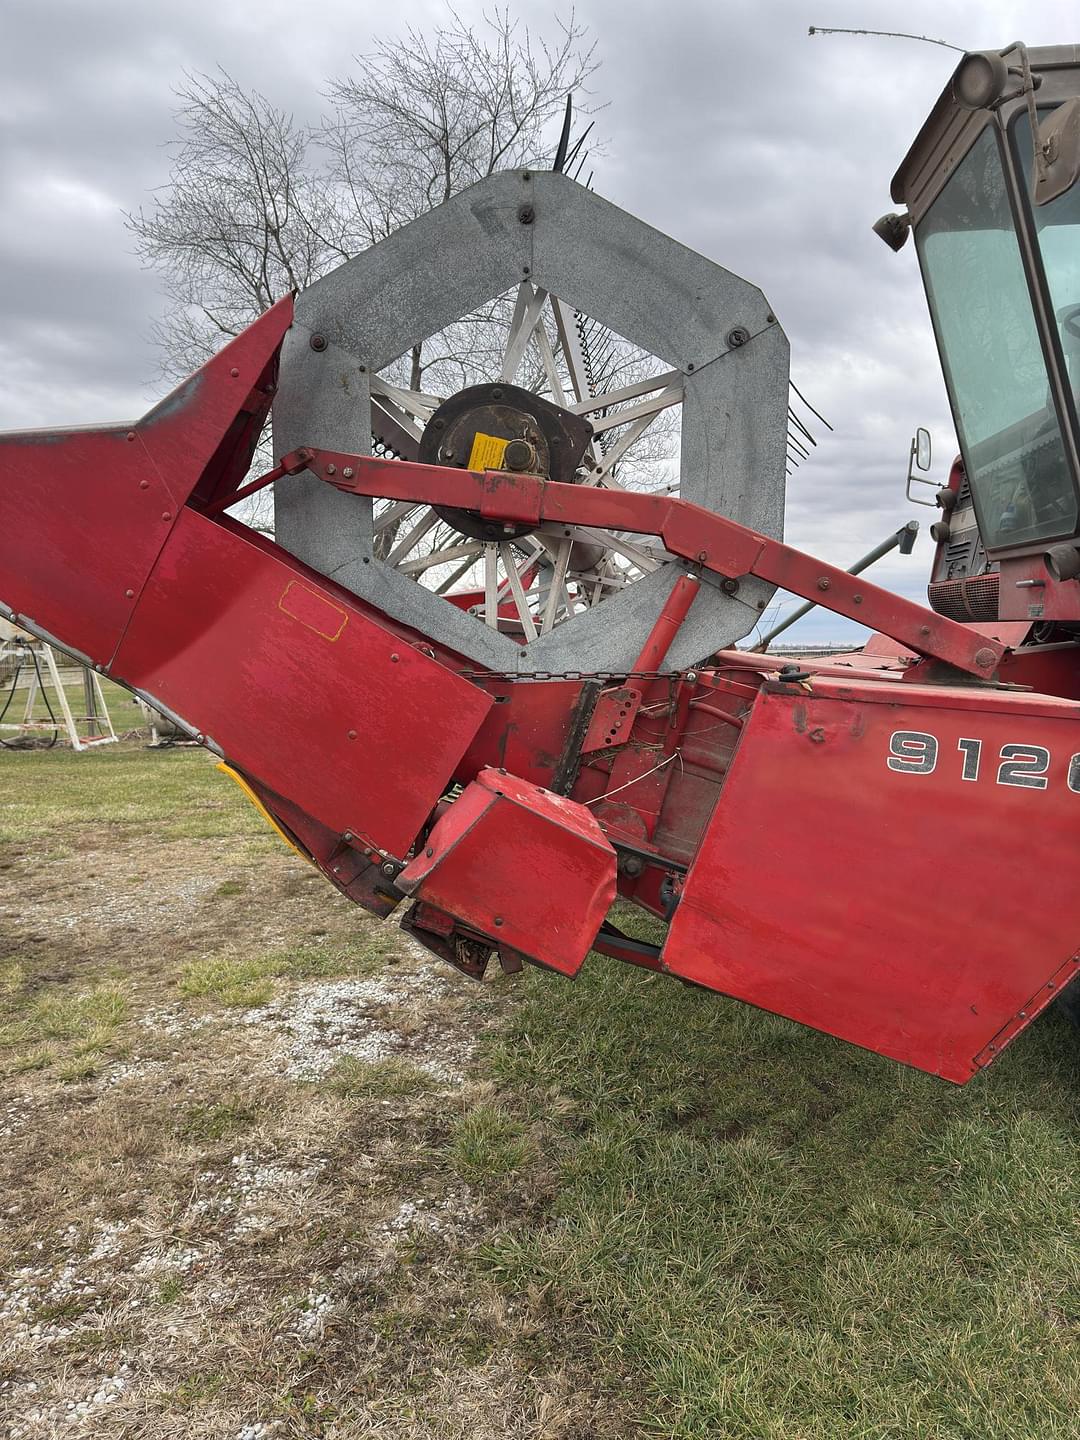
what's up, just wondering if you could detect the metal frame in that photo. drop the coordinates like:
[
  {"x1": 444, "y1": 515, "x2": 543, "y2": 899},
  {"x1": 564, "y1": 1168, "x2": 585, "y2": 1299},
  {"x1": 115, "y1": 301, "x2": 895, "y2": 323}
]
[{"x1": 273, "y1": 169, "x2": 789, "y2": 674}]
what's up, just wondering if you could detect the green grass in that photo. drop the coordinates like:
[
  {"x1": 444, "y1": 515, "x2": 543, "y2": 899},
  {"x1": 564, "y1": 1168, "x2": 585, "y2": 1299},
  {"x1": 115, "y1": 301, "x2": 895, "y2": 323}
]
[
  {"x1": 155, "y1": 1274, "x2": 185, "y2": 1305},
  {"x1": 178, "y1": 939, "x2": 378, "y2": 1008},
  {"x1": 450, "y1": 1103, "x2": 530, "y2": 1186},
  {"x1": 477, "y1": 911, "x2": 1080, "y2": 1440},
  {"x1": 0, "y1": 742, "x2": 270, "y2": 846},
  {"x1": 178, "y1": 1098, "x2": 260, "y2": 1141},
  {"x1": 328, "y1": 1055, "x2": 434, "y2": 1100},
  {"x1": 0, "y1": 976, "x2": 129, "y2": 1079}
]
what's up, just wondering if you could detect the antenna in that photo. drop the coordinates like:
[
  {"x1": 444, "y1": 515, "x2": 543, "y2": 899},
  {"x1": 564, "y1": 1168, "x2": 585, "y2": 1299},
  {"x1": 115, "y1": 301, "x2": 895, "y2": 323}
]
[{"x1": 808, "y1": 26, "x2": 964, "y2": 53}]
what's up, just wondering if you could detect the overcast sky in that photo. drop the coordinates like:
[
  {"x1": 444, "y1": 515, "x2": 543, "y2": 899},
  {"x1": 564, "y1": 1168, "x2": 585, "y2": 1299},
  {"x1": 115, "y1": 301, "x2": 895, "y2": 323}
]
[{"x1": 2, "y1": 0, "x2": 1077, "y2": 642}]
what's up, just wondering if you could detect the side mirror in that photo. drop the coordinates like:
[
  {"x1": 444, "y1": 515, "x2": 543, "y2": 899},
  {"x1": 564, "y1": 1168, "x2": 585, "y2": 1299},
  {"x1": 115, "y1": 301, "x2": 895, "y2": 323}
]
[
  {"x1": 915, "y1": 427, "x2": 931, "y2": 471},
  {"x1": 1034, "y1": 97, "x2": 1080, "y2": 206},
  {"x1": 906, "y1": 428, "x2": 937, "y2": 506}
]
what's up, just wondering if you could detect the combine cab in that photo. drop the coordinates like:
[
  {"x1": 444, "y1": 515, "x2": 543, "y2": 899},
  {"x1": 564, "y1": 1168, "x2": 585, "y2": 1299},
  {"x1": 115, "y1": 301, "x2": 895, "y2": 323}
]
[
  {"x1": 880, "y1": 44, "x2": 1080, "y2": 669},
  {"x1": 2, "y1": 42, "x2": 1079, "y2": 1084}
]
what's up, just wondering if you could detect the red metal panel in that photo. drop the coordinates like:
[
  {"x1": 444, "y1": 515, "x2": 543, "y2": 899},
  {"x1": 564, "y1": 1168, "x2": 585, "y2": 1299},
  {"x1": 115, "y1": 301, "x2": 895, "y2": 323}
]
[
  {"x1": 582, "y1": 686, "x2": 643, "y2": 753},
  {"x1": 398, "y1": 767, "x2": 617, "y2": 975},
  {"x1": 111, "y1": 510, "x2": 492, "y2": 859},
  {"x1": 664, "y1": 675, "x2": 1080, "y2": 1081},
  {"x1": 307, "y1": 448, "x2": 1006, "y2": 678},
  {"x1": 999, "y1": 556, "x2": 1080, "y2": 621},
  {"x1": 0, "y1": 300, "x2": 293, "y2": 668}
]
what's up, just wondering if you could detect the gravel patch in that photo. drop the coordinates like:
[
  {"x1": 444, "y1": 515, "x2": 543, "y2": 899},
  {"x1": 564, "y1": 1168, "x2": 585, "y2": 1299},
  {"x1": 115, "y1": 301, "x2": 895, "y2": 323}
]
[{"x1": 238, "y1": 973, "x2": 472, "y2": 1082}]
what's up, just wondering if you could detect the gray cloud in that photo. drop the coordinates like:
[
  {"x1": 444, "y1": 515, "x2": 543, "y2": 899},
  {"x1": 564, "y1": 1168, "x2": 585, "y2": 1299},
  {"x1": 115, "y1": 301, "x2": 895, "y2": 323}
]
[{"x1": 2, "y1": 0, "x2": 1073, "y2": 640}]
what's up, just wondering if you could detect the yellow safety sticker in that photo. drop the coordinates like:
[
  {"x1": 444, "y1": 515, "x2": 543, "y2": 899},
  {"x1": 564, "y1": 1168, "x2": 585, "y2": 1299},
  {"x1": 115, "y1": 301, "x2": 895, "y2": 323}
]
[{"x1": 467, "y1": 432, "x2": 509, "y2": 471}]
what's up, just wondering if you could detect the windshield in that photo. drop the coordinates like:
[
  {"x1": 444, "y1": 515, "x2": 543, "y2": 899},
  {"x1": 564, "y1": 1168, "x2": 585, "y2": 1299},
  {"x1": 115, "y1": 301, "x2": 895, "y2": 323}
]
[
  {"x1": 1011, "y1": 110, "x2": 1080, "y2": 413},
  {"x1": 916, "y1": 125, "x2": 1077, "y2": 550}
]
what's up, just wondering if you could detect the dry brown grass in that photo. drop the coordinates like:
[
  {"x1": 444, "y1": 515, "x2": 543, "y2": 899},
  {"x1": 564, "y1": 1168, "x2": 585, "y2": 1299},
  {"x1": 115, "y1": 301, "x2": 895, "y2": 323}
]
[{"x1": 0, "y1": 744, "x2": 629, "y2": 1438}]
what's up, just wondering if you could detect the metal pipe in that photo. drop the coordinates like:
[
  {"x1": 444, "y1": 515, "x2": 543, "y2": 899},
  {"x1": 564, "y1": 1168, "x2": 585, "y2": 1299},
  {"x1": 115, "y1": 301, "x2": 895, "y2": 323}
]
[
  {"x1": 631, "y1": 573, "x2": 701, "y2": 671},
  {"x1": 206, "y1": 462, "x2": 287, "y2": 516},
  {"x1": 752, "y1": 520, "x2": 919, "y2": 651}
]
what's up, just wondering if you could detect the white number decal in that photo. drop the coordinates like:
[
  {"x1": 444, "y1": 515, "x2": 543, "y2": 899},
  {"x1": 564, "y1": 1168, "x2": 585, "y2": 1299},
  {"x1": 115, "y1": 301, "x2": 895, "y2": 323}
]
[
  {"x1": 887, "y1": 734, "x2": 1070, "y2": 792},
  {"x1": 957, "y1": 737, "x2": 982, "y2": 781},
  {"x1": 997, "y1": 744, "x2": 1050, "y2": 790},
  {"x1": 887, "y1": 730, "x2": 938, "y2": 774}
]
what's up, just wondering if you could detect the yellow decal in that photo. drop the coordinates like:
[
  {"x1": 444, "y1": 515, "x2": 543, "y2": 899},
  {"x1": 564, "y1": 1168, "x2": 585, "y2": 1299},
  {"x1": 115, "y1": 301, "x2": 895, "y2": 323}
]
[
  {"x1": 467, "y1": 432, "x2": 509, "y2": 472},
  {"x1": 216, "y1": 763, "x2": 313, "y2": 865}
]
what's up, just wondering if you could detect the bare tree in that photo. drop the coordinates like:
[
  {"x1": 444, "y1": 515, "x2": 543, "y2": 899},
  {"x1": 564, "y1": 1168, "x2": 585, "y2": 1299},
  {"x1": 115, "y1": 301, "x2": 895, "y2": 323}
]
[
  {"x1": 324, "y1": 9, "x2": 596, "y2": 224},
  {"x1": 126, "y1": 4, "x2": 681, "y2": 608},
  {"x1": 128, "y1": 9, "x2": 598, "y2": 384},
  {"x1": 127, "y1": 72, "x2": 345, "y2": 381}
]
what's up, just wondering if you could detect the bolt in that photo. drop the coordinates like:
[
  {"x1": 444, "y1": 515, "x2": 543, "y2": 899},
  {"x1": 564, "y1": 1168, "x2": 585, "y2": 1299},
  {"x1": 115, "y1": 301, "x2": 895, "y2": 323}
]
[
  {"x1": 853, "y1": 594, "x2": 863, "y2": 605},
  {"x1": 195, "y1": 732, "x2": 204, "y2": 743},
  {"x1": 756, "y1": 599, "x2": 766, "y2": 610},
  {"x1": 687, "y1": 362, "x2": 695, "y2": 372},
  {"x1": 518, "y1": 204, "x2": 535, "y2": 225},
  {"x1": 1019, "y1": 1011, "x2": 1027, "y2": 1019},
  {"x1": 491, "y1": 387, "x2": 504, "y2": 400},
  {"x1": 229, "y1": 367, "x2": 239, "y2": 378},
  {"x1": 390, "y1": 652, "x2": 400, "y2": 663},
  {"x1": 344, "y1": 830, "x2": 353, "y2": 841},
  {"x1": 162, "y1": 512, "x2": 171, "y2": 521},
  {"x1": 124, "y1": 589, "x2": 134, "y2": 599},
  {"x1": 310, "y1": 334, "x2": 327, "y2": 352},
  {"x1": 920, "y1": 625, "x2": 931, "y2": 638},
  {"x1": 347, "y1": 729, "x2": 357, "y2": 740},
  {"x1": 326, "y1": 463, "x2": 336, "y2": 476},
  {"x1": 126, "y1": 431, "x2": 136, "y2": 442},
  {"x1": 139, "y1": 479, "x2": 149, "y2": 490},
  {"x1": 974, "y1": 646, "x2": 996, "y2": 668},
  {"x1": 498, "y1": 767, "x2": 507, "y2": 775},
  {"x1": 1047, "y1": 980, "x2": 1056, "y2": 990},
  {"x1": 522, "y1": 266, "x2": 531, "y2": 276},
  {"x1": 381, "y1": 861, "x2": 397, "y2": 878},
  {"x1": 816, "y1": 577, "x2": 830, "y2": 592},
  {"x1": 433, "y1": 418, "x2": 445, "y2": 429},
  {"x1": 343, "y1": 466, "x2": 354, "y2": 478},
  {"x1": 493, "y1": 916, "x2": 504, "y2": 927},
  {"x1": 686, "y1": 671, "x2": 698, "y2": 683},
  {"x1": 697, "y1": 550, "x2": 708, "y2": 562},
  {"x1": 425, "y1": 846, "x2": 434, "y2": 858},
  {"x1": 726, "y1": 327, "x2": 751, "y2": 348},
  {"x1": 721, "y1": 577, "x2": 739, "y2": 596}
]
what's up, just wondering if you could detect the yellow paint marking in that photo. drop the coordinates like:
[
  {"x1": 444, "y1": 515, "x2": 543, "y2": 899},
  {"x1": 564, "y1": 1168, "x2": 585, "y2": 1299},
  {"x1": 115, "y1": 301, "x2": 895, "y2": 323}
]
[
  {"x1": 216, "y1": 762, "x2": 313, "y2": 865},
  {"x1": 277, "y1": 580, "x2": 349, "y2": 642}
]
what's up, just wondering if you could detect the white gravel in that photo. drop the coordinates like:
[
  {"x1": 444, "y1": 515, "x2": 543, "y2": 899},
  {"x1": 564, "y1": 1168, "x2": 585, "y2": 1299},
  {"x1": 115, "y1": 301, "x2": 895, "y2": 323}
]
[{"x1": 238, "y1": 973, "x2": 469, "y2": 1081}]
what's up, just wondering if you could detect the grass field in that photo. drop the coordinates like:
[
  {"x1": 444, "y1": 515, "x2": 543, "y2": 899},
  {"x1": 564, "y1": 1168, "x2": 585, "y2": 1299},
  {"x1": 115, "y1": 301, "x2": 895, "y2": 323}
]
[{"x1": 1, "y1": 742, "x2": 1078, "y2": 1437}]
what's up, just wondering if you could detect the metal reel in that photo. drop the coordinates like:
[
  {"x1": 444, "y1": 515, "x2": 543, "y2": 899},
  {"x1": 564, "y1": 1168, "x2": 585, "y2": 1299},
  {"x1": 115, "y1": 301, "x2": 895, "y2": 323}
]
[{"x1": 273, "y1": 170, "x2": 790, "y2": 674}]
